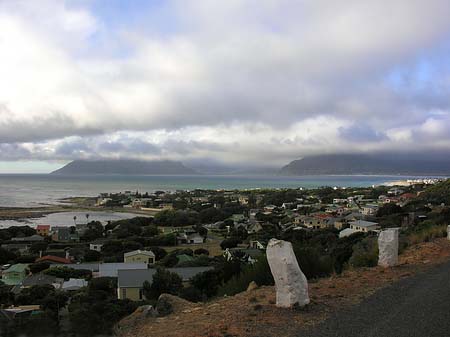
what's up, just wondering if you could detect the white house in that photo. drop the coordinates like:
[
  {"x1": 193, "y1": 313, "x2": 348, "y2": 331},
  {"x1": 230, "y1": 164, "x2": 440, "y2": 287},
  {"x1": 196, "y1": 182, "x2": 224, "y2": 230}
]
[
  {"x1": 89, "y1": 243, "x2": 103, "y2": 252},
  {"x1": 349, "y1": 220, "x2": 380, "y2": 233}
]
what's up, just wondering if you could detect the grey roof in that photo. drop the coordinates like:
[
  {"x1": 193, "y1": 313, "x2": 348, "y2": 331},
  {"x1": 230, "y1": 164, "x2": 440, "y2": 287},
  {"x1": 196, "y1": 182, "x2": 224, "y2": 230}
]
[
  {"x1": 118, "y1": 266, "x2": 214, "y2": 288},
  {"x1": 124, "y1": 250, "x2": 155, "y2": 258},
  {"x1": 54, "y1": 263, "x2": 100, "y2": 272},
  {"x1": 349, "y1": 220, "x2": 379, "y2": 228},
  {"x1": 21, "y1": 274, "x2": 63, "y2": 287},
  {"x1": 11, "y1": 235, "x2": 44, "y2": 242},
  {"x1": 99, "y1": 262, "x2": 148, "y2": 277}
]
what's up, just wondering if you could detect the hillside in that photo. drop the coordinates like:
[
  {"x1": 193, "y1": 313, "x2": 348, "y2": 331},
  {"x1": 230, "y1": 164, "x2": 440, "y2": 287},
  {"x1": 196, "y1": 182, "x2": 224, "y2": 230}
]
[
  {"x1": 280, "y1": 154, "x2": 450, "y2": 175},
  {"x1": 116, "y1": 238, "x2": 450, "y2": 337},
  {"x1": 51, "y1": 159, "x2": 198, "y2": 175},
  {"x1": 418, "y1": 179, "x2": 450, "y2": 205}
]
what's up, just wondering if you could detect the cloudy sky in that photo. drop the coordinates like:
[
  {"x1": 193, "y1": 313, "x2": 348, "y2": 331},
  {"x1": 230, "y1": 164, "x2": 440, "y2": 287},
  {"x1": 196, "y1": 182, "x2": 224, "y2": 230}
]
[{"x1": 1, "y1": 0, "x2": 450, "y2": 173}]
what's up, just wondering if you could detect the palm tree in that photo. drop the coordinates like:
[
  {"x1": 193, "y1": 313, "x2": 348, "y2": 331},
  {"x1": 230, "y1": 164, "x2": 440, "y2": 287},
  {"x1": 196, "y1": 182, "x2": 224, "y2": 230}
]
[
  {"x1": 73, "y1": 215, "x2": 77, "y2": 225},
  {"x1": 86, "y1": 213, "x2": 90, "y2": 223}
]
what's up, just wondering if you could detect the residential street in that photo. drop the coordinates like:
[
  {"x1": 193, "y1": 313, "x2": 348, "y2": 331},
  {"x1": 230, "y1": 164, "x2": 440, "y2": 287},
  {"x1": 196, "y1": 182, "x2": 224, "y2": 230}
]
[{"x1": 298, "y1": 260, "x2": 450, "y2": 337}]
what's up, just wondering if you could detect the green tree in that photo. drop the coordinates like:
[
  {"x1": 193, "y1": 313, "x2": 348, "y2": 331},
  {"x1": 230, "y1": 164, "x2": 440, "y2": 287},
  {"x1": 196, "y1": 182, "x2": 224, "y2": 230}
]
[{"x1": 148, "y1": 268, "x2": 183, "y2": 299}]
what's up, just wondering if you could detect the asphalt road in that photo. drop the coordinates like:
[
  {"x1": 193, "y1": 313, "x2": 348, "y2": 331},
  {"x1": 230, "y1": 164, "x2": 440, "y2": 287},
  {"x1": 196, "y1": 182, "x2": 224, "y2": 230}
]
[{"x1": 298, "y1": 260, "x2": 450, "y2": 337}]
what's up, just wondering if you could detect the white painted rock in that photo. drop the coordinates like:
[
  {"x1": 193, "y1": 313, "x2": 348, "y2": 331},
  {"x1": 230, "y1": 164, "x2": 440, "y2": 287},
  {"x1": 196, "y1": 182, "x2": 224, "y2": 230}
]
[
  {"x1": 378, "y1": 229, "x2": 399, "y2": 267},
  {"x1": 266, "y1": 238, "x2": 309, "y2": 308},
  {"x1": 447, "y1": 225, "x2": 450, "y2": 240}
]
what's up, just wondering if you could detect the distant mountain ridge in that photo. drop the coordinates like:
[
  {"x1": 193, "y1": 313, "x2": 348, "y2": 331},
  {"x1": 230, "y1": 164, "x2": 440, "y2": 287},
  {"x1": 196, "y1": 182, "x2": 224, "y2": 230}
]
[
  {"x1": 51, "y1": 159, "x2": 198, "y2": 175},
  {"x1": 280, "y1": 154, "x2": 450, "y2": 176}
]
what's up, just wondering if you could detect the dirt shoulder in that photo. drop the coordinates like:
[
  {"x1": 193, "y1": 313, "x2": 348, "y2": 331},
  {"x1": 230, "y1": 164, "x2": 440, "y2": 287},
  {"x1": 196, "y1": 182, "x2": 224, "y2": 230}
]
[{"x1": 117, "y1": 238, "x2": 450, "y2": 337}]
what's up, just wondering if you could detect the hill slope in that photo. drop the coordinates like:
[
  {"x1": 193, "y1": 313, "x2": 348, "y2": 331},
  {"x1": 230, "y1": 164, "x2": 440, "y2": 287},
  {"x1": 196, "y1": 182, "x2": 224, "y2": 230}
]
[
  {"x1": 280, "y1": 154, "x2": 450, "y2": 175},
  {"x1": 51, "y1": 159, "x2": 198, "y2": 175}
]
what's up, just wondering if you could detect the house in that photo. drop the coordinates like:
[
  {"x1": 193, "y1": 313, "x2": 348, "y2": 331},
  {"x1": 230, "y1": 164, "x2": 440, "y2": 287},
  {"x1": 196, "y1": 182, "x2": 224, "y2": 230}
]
[
  {"x1": 11, "y1": 235, "x2": 44, "y2": 242},
  {"x1": 1, "y1": 243, "x2": 30, "y2": 254},
  {"x1": 62, "y1": 278, "x2": 88, "y2": 291},
  {"x1": 247, "y1": 222, "x2": 263, "y2": 234},
  {"x1": 12, "y1": 274, "x2": 64, "y2": 294},
  {"x1": 117, "y1": 267, "x2": 213, "y2": 301},
  {"x1": 249, "y1": 240, "x2": 265, "y2": 250},
  {"x1": 51, "y1": 227, "x2": 71, "y2": 242},
  {"x1": 339, "y1": 228, "x2": 358, "y2": 238},
  {"x1": 238, "y1": 195, "x2": 249, "y2": 205},
  {"x1": 349, "y1": 220, "x2": 380, "y2": 233},
  {"x1": 302, "y1": 217, "x2": 329, "y2": 230},
  {"x1": 35, "y1": 255, "x2": 71, "y2": 265},
  {"x1": 98, "y1": 262, "x2": 148, "y2": 278},
  {"x1": 1, "y1": 264, "x2": 29, "y2": 286},
  {"x1": 89, "y1": 243, "x2": 104, "y2": 252},
  {"x1": 36, "y1": 225, "x2": 50, "y2": 237},
  {"x1": 361, "y1": 204, "x2": 379, "y2": 216},
  {"x1": 187, "y1": 233, "x2": 204, "y2": 244},
  {"x1": 124, "y1": 250, "x2": 155, "y2": 264}
]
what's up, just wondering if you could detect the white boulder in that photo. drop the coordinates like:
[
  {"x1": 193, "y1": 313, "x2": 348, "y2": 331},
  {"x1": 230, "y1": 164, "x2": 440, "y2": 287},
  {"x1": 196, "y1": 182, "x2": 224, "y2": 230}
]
[
  {"x1": 447, "y1": 225, "x2": 450, "y2": 240},
  {"x1": 378, "y1": 229, "x2": 399, "y2": 267},
  {"x1": 266, "y1": 238, "x2": 309, "y2": 308}
]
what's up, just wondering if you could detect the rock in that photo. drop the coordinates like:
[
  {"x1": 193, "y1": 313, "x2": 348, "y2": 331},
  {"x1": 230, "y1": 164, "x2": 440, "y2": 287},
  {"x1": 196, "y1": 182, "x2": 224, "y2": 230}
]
[
  {"x1": 266, "y1": 238, "x2": 310, "y2": 308},
  {"x1": 378, "y1": 228, "x2": 399, "y2": 267},
  {"x1": 247, "y1": 281, "x2": 258, "y2": 292},
  {"x1": 156, "y1": 294, "x2": 198, "y2": 317},
  {"x1": 447, "y1": 225, "x2": 450, "y2": 240}
]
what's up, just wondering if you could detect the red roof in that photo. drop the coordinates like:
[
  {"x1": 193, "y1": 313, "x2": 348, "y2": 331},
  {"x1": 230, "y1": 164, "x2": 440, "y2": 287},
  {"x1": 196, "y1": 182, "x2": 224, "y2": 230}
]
[
  {"x1": 36, "y1": 225, "x2": 50, "y2": 230},
  {"x1": 36, "y1": 255, "x2": 71, "y2": 264},
  {"x1": 400, "y1": 193, "x2": 416, "y2": 199}
]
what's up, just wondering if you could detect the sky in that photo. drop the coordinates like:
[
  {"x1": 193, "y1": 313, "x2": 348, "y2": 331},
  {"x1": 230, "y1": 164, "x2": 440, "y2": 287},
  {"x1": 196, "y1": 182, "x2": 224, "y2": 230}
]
[{"x1": 1, "y1": 0, "x2": 450, "y2": 173}]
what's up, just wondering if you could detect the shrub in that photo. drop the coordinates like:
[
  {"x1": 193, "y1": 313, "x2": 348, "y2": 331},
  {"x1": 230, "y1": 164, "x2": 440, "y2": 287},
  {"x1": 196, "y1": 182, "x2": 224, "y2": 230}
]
[
  {"x1": 217, "y1": 256, "x2": 273, "y2": 297},
  {"x1": 349, "y1": 237, "x2": 378, "y2": 268},
  {"x1": 194, "y1": 248, "x2": 209, "y2": 256},
  {"x1": 220, "y1": 238, "x2": 241, "y2": 250}
]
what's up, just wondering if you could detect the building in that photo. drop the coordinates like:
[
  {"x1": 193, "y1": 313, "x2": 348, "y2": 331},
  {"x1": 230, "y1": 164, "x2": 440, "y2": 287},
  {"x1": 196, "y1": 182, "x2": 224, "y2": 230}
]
[
  {"x1": 349, "y1": 220, "x2": 380, "y2": 233},
  {"x1": 36, "y1": 225, "x2": 50, "y2": 237},
  {"x1": 117, "y1": 267, "x2": 213, "y2": 301},
  {"x1": 12, "y1": 274, "x2": 64, "y2": 294},
  {"x1": 51, "y1": 227, "x2": 71, "y2": 242},
  {"x1": 1, "y1": 264, "x2": 29, "y2": 286},
  {"x1": 361, "y1": 204, "x2": 379, "y2": 216},
  {"x1": 35, "y1": 255, "x2": 71, "y2": 265},
  {"x1": 98, "y1": 262, "x2": 148, "y2": 278},
  {"x1": 11, "y1": 235, "x2": 44, "y2": 242},
  {"x1": 89, "y1": 243, "x2": 104, "y2": 252},
  {"x1": 124, "y1": 250, "x2": 155, "y2": 264}
]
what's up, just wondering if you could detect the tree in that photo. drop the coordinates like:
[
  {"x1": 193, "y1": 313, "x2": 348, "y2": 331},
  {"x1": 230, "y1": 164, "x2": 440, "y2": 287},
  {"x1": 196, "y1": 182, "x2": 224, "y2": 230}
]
[
  {"x1": 73, "y1": 216, "x2": 77, "y2": 225},
  {"x1": 220, "y1": 238, "x2": 241, "y2": 250},
  {"x1": 148, "y1": 268, "x2": 183, "y2": 299},
  {"x1": 142, "y1": 280, "x2": 152, "y2": 300},
  {"x1": 84, "y1": 250, "x2": 102, "y2": 262},
  {"x1": 191, "y1": 269, "x2": 221, "y2": 298},
  {"x1": 29, "y1": 262, "x2": 50, "y2": 274},
  {"x1": 0, "y1": 247, "x2": 17, "y2": 264}
]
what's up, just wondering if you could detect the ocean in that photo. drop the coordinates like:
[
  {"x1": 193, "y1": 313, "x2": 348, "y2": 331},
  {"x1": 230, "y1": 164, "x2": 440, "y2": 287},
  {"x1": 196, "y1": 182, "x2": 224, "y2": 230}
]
[{"x1": 0, "y1": 173, "x2": 433, "y2": 208}]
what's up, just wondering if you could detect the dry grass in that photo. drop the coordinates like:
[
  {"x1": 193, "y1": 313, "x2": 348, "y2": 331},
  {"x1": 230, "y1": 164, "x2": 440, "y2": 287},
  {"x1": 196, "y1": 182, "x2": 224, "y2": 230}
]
[{"x1": 117, "y1": 238, "x2": 450, "y2": 337}]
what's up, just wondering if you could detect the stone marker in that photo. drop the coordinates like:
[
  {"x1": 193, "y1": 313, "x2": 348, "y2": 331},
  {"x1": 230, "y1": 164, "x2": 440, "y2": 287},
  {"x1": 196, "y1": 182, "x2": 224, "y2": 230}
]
[
  {"x1": 447, "y1": 225, "x2": 450, "y2": 241},
  {"x1": 266, "y1": 238, "x2": 309, "y2": 308},
  {"x1": 378, "y1": 229, "x2": 399, "y2": 267}
]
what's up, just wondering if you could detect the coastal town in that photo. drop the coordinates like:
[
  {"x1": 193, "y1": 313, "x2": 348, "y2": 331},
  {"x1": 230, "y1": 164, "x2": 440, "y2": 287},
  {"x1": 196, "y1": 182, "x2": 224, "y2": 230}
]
[{"x1": 0, "y1": 177, "x2": 449, "y2": 336}]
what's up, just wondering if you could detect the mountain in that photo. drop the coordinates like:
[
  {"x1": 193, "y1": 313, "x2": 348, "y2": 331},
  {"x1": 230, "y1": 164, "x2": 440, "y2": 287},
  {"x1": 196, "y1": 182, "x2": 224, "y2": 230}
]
[
  {"x1": 51, "y1": 159, "x2": 198, "y2": 175},
  {"x1": 279, "y1": 154, "x2": 450, "y2": 176}
]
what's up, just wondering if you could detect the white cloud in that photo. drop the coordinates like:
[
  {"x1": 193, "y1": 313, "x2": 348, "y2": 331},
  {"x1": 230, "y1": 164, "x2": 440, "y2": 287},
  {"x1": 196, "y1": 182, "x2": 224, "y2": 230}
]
[{"x1": 1, "y1": 0, "x2": 450, "y2": 166}]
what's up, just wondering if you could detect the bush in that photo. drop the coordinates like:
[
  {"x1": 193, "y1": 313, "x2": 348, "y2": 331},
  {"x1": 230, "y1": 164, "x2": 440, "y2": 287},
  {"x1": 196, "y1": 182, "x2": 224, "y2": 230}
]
[
  {"x1": 144, "y1": 268, "x2": 183, "y2": 300},
  {"x1": 217, "y1": 257, "x2": 273, "y2": 297},
  {"x1": 293, "y1": 246, "x2": 334, "y2": 279},
  {"x1": 44, "y1": 267, "x2": 92, "y2": 281},
  {"x1": 349, "y1": 237, "x2": 378, "y2": 268},
  {"x1": 220, "y1": 238, "x2": 241, "y2": 250},
  {"x1": 179, "y1": 286, "x2": 202, "y2": 302},
  {"x1": 194, "y1": 248, "x2": 209, "y2": 256},
  {"x1": 29, "y1": 262, "x2": 50, "y2": 274}
]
